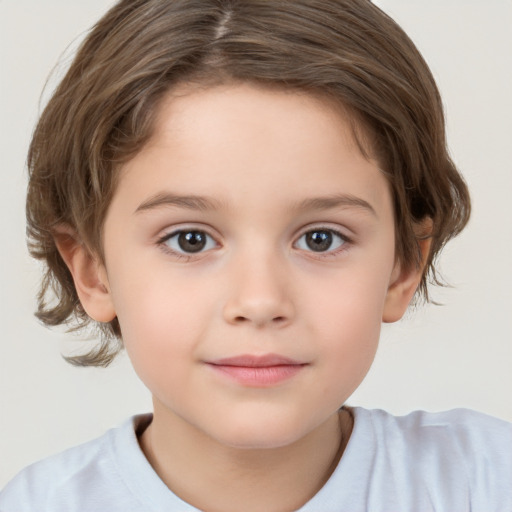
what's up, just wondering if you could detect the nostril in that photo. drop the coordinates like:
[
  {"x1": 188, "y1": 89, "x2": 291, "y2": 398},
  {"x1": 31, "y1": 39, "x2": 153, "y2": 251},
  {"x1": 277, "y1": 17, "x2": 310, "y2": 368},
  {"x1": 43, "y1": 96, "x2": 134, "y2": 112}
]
[{"x1": 232, "y1": 315, "x2": 287, "y2": 325}]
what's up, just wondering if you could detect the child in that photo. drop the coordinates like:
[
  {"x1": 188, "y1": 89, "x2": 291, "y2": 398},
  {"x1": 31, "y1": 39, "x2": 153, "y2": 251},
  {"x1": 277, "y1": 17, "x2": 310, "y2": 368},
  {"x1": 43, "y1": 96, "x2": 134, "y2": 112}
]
[{"x1": 1, "y1": 0, "x2": 511, "y2": 510}]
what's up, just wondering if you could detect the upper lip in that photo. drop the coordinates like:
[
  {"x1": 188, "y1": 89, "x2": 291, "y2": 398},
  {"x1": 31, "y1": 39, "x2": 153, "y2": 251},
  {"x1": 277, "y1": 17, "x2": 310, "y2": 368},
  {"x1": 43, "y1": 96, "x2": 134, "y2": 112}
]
[{"x1": 207, "y1": 354, "x2": 306, "y2": 367}]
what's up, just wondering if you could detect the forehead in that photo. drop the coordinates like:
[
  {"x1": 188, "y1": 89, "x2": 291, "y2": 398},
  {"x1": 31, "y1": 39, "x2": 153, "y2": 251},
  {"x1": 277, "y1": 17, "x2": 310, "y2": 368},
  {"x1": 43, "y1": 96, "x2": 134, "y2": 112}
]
[
  {"x1": 150, "y1": 82, "x2": 372, "y2": 163},
  {"x1": 112, "y1": 83, "x2": 391, "y2": 221}
]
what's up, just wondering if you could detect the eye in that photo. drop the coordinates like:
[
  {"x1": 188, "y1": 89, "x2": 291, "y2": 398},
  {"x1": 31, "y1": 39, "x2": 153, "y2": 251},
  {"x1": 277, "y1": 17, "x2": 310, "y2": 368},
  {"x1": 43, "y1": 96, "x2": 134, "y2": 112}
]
[
  {"x1": 295, "y1": 229, "x2": 347, "y2": 253},
  {"x1": 161, "y1": 230, "x2": 217, "y2": 254}
]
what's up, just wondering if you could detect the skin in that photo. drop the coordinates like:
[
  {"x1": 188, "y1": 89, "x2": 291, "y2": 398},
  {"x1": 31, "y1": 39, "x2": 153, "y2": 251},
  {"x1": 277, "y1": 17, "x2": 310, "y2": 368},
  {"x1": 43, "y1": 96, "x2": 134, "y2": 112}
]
[{"x1": 58, "y1": 83, "x2": 428, "y2": 511}]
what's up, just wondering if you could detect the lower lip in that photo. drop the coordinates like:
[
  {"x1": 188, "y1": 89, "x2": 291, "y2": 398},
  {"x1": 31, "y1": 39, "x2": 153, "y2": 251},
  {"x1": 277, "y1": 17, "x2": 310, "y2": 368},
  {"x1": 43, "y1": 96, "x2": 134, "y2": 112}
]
[{"x1": 207, "y1": 364, "x2": 305, "y2": 386}]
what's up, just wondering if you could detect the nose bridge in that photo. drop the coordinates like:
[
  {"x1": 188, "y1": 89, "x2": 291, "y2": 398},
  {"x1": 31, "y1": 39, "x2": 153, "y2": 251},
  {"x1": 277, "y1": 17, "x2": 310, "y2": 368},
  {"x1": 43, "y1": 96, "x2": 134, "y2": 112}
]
[{"x1": 223, "y1": 238, "x2": 294, "y2": 327}]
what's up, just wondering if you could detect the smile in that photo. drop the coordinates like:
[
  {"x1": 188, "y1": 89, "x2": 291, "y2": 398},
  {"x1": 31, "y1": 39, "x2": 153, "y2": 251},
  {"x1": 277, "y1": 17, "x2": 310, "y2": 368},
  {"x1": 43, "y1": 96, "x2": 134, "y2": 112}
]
[{"x1": 206, "y1": 354, "x2": 308, "y2": 387}]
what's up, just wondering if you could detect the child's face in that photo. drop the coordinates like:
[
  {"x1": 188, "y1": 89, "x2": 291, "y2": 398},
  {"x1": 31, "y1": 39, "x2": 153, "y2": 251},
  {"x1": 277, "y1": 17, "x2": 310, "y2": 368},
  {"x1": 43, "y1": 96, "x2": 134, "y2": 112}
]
[{"x1": 96, "y1": 83, "x2": 415, "y2": 448}]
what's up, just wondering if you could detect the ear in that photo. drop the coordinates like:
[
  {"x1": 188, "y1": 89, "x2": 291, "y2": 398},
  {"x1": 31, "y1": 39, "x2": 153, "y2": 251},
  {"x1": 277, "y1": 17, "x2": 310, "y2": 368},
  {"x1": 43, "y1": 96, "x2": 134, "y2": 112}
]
[
  {"x1": 54, "y1": 225, "x2": 116, "y2": 323},
  {"x1": 382, "y1": 220, "x2": 433, "y2": 323}
]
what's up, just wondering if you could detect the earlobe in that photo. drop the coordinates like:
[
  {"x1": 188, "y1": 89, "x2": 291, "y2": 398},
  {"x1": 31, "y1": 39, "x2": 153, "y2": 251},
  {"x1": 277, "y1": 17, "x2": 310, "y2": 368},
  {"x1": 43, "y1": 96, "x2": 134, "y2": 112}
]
[
  {"x1": 54, "y1": 226, "x2": 116, "y2": 323},
  {"x1": 382, "y1": 226, "x2": 432, "y2": 323},
  {"x1": 382, "y1": 262, "x2": 422, "y2": 323}
]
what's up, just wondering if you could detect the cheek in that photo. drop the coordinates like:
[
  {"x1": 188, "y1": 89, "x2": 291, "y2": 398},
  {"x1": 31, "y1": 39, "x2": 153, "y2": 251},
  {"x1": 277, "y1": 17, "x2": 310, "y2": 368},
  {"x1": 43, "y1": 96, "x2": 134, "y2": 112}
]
[
  {"x1": 303, "y1": 257, "x2": 391, "y2": 330},
  {"x1": 115, "y1": 290, "x2": 201, "y2": 397},
  {"x1": 108, "y1": 260, "x2": 214, "y2": 371},
  {"x1": 315, "y1": 291, "x2": 382, "y2": 364},
  {"x1": 302, "y1": 265, "x2": 391, "y2": 382}
]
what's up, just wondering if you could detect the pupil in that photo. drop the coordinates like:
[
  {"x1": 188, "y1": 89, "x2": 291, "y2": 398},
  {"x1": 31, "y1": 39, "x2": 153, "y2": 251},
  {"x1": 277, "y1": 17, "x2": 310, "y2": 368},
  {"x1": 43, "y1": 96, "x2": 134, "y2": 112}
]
[
  {"x1": 178, "y1": 231, "x2": 206, "y2": 253},
  {"x1": 306, "y1": 231, "x2": 332, "y2": 252}
]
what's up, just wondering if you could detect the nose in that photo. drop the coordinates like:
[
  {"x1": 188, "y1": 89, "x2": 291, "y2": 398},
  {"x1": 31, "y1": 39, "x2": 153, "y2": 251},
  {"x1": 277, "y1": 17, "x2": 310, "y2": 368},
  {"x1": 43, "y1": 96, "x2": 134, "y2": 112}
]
[{"x1": 222, "y1": 249, "x2": 295, "y2": 328}]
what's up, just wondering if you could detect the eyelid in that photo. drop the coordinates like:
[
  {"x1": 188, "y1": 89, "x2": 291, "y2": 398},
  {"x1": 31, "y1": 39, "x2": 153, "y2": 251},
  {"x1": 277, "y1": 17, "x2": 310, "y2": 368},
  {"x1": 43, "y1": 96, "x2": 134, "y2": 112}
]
[
  {"x1": 156, "y1": 224, "x2": 221, "y2": 258},
  {"x1": 157, "y1": 223, "x2": 220, "y2": 242},
  {"x1": 293, "y1": 224, "x2": 353, "y2": 256},
  {"x1": 294, "y1": 223, "x2": 352, "y2": 241},
  {"x1": 155, "y1": 222, "x2": 353, "y2": 260}
]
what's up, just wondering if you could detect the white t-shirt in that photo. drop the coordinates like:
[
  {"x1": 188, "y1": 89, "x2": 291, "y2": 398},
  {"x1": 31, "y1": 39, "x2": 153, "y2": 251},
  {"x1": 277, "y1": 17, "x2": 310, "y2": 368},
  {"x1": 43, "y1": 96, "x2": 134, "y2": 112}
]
[{"x1": 1, "y1": 407, "x2": 511, "y2": 511}]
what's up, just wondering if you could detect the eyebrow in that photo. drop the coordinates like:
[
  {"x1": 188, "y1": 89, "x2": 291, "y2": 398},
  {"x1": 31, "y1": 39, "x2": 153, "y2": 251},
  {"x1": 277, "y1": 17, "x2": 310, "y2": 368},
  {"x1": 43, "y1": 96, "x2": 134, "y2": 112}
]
[
  {"x1": 135, "y1": 193, "x2": 225, "y2": 214},
  {"x1": 295, "y1": 194, "x2": 377, "y2": 217},
  {"x1": 134, "y1": 192, "x2": 377, "y2": 217}
]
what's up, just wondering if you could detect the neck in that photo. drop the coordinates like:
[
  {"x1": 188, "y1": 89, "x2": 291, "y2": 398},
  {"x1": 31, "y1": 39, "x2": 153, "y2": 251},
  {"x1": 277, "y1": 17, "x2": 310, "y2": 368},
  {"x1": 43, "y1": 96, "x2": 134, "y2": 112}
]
[{"x1": 139, "y1": 403, "x2": 353, "y2": 512}]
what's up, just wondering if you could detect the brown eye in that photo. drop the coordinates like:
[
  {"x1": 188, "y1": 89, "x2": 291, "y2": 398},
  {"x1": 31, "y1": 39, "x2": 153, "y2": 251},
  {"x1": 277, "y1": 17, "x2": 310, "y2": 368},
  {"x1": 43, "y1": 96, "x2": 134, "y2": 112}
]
[
  {"x1": 305, "y1": 231, "x2": 333, "y2": 252},
  {"x1": 178, "y1": 231, "x2": 207, "y2": 252},
  {"x1": 163, "y1": 230, "x2": 216, "y2": 254},
  {"x1": 295, "y1": 229, "x2": 347, "y2": 253}
]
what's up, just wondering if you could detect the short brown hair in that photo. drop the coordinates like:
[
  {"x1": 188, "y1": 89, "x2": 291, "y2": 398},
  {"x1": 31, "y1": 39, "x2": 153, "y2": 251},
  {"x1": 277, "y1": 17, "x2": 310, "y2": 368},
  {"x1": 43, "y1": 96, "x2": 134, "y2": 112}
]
[{"x1": 26, "y1": 0, "x2": 470, "y2": 366}]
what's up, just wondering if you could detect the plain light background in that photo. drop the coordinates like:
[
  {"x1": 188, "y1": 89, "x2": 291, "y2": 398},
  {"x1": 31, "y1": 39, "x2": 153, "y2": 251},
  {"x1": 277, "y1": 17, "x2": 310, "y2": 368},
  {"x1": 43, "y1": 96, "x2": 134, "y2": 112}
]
[{"x1": 1, "y1": 0, "x2": 511, "y2": 488}]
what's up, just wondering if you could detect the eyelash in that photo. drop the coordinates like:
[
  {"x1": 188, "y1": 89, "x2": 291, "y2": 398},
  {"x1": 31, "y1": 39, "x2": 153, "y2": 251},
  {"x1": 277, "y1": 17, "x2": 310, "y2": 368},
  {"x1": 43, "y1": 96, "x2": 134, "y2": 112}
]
[
  {"x1": 157, "y1": 229, "x2": 217, "y2": 261},
  {"x1": 156, "y1": 226, "x2": 352, "y2": 261},
  {"x1": 295, "y1": 227, "x2": 351, "y2": 259}
]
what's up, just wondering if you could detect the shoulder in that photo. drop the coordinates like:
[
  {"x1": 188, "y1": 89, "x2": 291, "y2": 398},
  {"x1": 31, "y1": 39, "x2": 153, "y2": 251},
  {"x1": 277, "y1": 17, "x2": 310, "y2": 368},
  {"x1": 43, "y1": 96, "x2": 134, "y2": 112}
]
[
  {"x1": 351, "y1": 407, "x2": 512, "y2": 510},
  {"x1": 360, "y1": 407, "x2": 512, "y2": 455},
  {"x1": 360, "y1": 405, "x2": 511, "y2": 433},
  {"x1": 0, "y1": 415, "x2": 152, "y2": 512}
]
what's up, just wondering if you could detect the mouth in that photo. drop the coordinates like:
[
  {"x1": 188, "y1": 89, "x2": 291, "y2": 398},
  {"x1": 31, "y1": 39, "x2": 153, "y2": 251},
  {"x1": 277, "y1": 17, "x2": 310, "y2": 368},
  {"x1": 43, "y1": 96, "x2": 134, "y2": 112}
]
[{"x1": 205, "y1": 354, "x2": 308, "y2": 387}]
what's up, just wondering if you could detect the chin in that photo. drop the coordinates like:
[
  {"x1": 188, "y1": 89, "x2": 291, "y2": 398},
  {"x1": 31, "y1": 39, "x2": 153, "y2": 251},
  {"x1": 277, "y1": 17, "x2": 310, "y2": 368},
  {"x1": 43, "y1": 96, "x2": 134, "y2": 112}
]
[{"x1": 208, "y1": 415, "x2": 313, "y2": 451}]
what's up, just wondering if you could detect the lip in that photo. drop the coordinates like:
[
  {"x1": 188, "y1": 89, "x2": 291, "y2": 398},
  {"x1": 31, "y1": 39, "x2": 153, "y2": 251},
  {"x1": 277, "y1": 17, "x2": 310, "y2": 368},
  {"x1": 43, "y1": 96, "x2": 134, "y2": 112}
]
[{"x1": 206, "y1": 354, "x2": 308, "y2": 387}]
